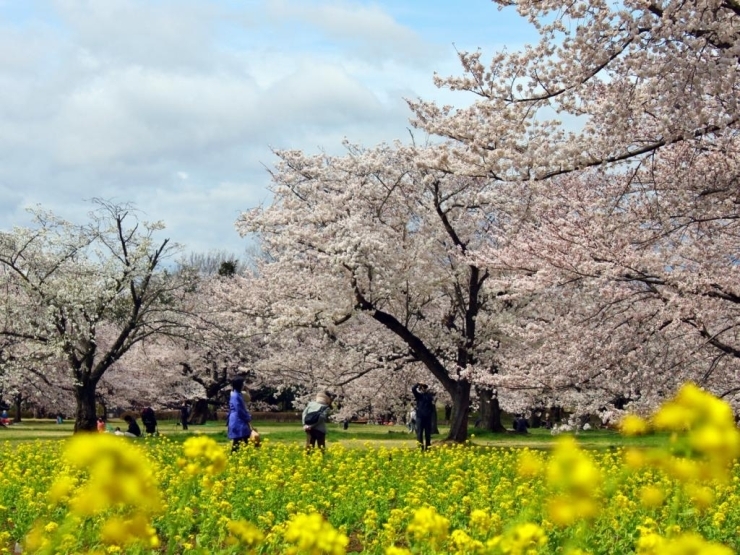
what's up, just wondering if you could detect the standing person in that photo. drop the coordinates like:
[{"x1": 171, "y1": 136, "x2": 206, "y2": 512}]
[
  {"x1": 123, "y1": 415, "x2": 142, "y2": 437},
  {"x1": 180, "y1": 402, "x2": 190, "y2": 431},
  {"x1": 227, "y1": 377, "x2": 252, "y2": 453},
  {"x1": 302, "y1": 391, "x2": 334, "y2": 451},
  {"x1": 407, "y1": 409, "x2": 417, "y2": 434},
  {"x1": 141, "y1": 407, "x2": 157, "y2": 435},
  {"x1": 412, "y1": 383, "x2": 435, "y2": 451},
  {"x1": 96, "y1": 417, "x2": 106, "y2": 433}
]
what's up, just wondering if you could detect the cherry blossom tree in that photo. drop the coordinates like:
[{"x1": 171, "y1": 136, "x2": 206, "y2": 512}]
[
  {"x1": 97, "y1": 335, "x2": 203, "y2": 415},
  {"x1": 403, "y1": 0, "x2": 740, "y2": 414},
  {"x1": 238, "y1": 144, "x2": 521, "y2": 442},
  {"x1": 476, "y1": 141, "x2": 740, "y2": 416},
  {"x1": 409, "y1": 0, "x2": 739, "y2": 180},
  {"x1": 188, "y1": 265, "x2": 432, "y2": 421},
  {"x1": 234, "y1": 0, "x2": 740, "y2": 426},
  {"x1": 0, "y1": 200, "x2": 196, "y2": 431},
  {"x1": 0, "y1": 344, "x2": 73, "y2": 421}
]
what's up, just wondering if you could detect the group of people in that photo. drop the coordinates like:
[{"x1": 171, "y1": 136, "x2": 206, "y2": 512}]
[
  {"x1": 93, "y1": 400, "x2": 194, "y2": 438},
  {"x1": 225, "y1": 375, "x2": 337, "y2": 453},
  {"x1": 301, "y1": 383, "x2": 434, "y2": 452},
  {"x1": 162, "y1": 380, "x2": 435, "y2": 452},
  {"x1": 97, "y1": 407, "x2": 158, "y2": 437},
  {"x1": 82, "y1": 379, "x2": 465, "y2": 453}
]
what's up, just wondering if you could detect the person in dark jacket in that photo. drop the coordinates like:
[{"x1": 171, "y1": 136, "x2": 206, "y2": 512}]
[
  {"x1": 180, "y1": 402, "x2": 190, "y2": 430},
  {"x1": 227, "y1": 377, "x2": 253, "y2": 453},
  {"x1": 412, "y1": 383, "x2": 435, "y2": 451},
  {"x1": 513, "y1": 414, "x2": 530, "y2": 434},
  {"x1": 141, "y1": 407, "x2": 157, "y2": 435},
  {"x1": 123, "y1": 415, "x2": 142, "y2": 437}
]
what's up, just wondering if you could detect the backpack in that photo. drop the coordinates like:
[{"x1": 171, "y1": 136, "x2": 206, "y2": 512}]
[{"x1": 304, "y1": 405, "x2": 328, "y2": 426}]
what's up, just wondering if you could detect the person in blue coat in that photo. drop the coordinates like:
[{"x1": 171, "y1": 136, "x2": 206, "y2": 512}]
[{"x1": 227, "y1": 376, "x2": 252, "y2": 453}]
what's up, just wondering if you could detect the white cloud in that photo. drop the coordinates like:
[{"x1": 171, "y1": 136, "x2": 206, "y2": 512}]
[
  {"x1": 266, "y1": 0, "x2": 438, "y2": 65},
  {"x1": 51, "y1": 0, "x2": 223, "y2": 71},
  {"x1": 51, "y1": 67, "x2": 262, "y2": 165},
  {"x1": 0, "y1": 0, "x2": 533, "y2": 255}
]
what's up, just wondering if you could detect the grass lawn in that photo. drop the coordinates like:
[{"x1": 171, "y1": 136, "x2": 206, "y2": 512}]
[{"x1": 0, "y1": 418, "x2": 665, "y2": 449}]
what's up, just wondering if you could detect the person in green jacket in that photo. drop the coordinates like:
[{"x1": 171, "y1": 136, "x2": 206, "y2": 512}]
[{"x1": 302, "y1": 390, "x2": 335, "y2": 450}]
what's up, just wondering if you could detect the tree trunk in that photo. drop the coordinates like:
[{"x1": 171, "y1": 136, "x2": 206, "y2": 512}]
[
  {"x1": 446, "y1": 380, "x2": 471, "y2": 442},
  {"x1": 190, "y1": 398, "x2": 210, "y2": 425},
  {"x1": 476, "y1": 387, "x2": 507, "y2": 433},
  {"x1": 13, "y1": 393, "x2": 22, "y2": 423},
  {"x1": 74, "y1": 381, "x2": 98, "y2": 432}
]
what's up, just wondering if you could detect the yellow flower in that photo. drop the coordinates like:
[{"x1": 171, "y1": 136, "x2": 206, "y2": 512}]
[
  {"x1": 685, "y1": 485, "x2": 714, "y2": 512},
  {"x1": 450, "y1": 529, "x2": 484, "y2": 553},
  {"x1": 621, "y1": 415, "x2": 650, "y2": 436},
  {"x1": 623, "y1": 448, "x2": 647, "y2": 470},
  {"x1": 547, "y1": 437, "x2": 602, "y2": 498},
  {"x1": 59, "y1": 433, "x2": 162, "y2": 516},
  {"x1": 100, "y1": 514, "x2": 159, "y2": 547},
  {"x1": 48, "y1": 476, "x2": 75, "y2": 503},
  {"x1": 183, "y1": 435, "x2": 228, "y2": 476},
  {"x1": 469, "y1": 509, "x2": 494, "y2": 533},
  {"x1": 637, "y1": 531, "x2": 732, "y2": 555},
  {"x1": 283, "y1": 512, "x2": 349, "y2": 555},
  {"x1": 43, "y1": 522, "x2": 58, "y2": 534},
  {"x1": 636, "y1": 530, "x2": 665, "y2": 554},
  {"x1": 385, "y1": 547, "x2": 412, "y2": 555},
  {"x1": 406, "y1": 506, "x2": 449, "y2": 547},
  {"x1": 517, "y1": 449, "x2": 544, "y2": 478},
  {"x1": 495, "y1": 522, "x2": 547, "y2": 555},
  {"x1": 639, "y1": 486, "x2": 665, "y2": 509},
  {"x1": 547, "y1": 496, "x2": 599, "y2": 527},
  {"x1": 227, "y1": 519, "x2": 265, "y2": 547}
]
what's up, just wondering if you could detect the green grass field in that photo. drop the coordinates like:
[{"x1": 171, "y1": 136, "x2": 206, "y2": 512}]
[{"x1": 0, "y1": 417, "x2": 668, "y2": 449}]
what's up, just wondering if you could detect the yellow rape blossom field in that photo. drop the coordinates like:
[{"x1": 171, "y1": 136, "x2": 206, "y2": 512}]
[{"x1": 1, "y1": 383, "x2": 740, "y2": 554}]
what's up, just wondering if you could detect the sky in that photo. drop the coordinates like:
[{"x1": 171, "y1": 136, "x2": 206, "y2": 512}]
[{"x1": 0, "y1": 0, "x2": 536, "y2": 258}]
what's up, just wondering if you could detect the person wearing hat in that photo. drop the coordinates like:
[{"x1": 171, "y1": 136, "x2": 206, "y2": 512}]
[
  {"x1": 302, "y1": 390, "x2": 334, "y2": 451},
  {"x1": 412, "y1": 383, "x2": 435, "y2": 451},
  {"x1": 228, "y1": 376, "x2": 253, "y2": 453}
]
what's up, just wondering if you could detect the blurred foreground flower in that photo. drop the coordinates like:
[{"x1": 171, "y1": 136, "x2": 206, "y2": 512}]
[
  {"x1": 59, "y1": 433, "x2": 162, "y2": 515},
  {"x1": 283, "y1": 512, "x2": 349, "y2": 555},
  {"x1": 25, "y1": 433, "x2": 162, "y2": 554}
]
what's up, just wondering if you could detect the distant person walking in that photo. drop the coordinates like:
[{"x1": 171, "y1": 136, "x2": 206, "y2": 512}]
[
  {"x1": 412, "y1": 383, "x2": 435, "y2": 451},
  {"x1": 180, "y1": 402, "x2": 190, "y2": 431},
  {"x1": 227, "y1": 377, "x2": 253, "y2": 453},
  {"x1": 302, "y1": 391, "x2": 334, "y2": 451}
]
